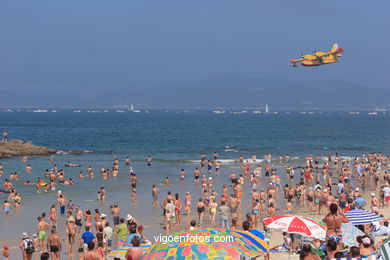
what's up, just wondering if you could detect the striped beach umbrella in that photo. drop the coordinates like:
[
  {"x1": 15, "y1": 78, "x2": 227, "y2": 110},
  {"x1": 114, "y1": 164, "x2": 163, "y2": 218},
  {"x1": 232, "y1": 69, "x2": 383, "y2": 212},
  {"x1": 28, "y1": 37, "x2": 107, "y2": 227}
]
[
  {"x1": 263, "y1": 215, "x2": 326, "y2": 239},
  {"x1": 141, "y1": 228, "x2": 268, "y2": 260},
  {"x1": 345, "y1": 209, "x2": 383, "y2": 225},
  {"x1": 379, "y1": 237, "x2": 390, "y2": 260}
]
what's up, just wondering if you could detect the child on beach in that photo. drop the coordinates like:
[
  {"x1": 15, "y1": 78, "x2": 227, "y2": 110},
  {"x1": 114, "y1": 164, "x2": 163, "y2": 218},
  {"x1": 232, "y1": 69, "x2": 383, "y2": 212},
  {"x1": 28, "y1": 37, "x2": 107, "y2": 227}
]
[{"x1": 2, "y1": 244, "x2": 9, "y2": 260}]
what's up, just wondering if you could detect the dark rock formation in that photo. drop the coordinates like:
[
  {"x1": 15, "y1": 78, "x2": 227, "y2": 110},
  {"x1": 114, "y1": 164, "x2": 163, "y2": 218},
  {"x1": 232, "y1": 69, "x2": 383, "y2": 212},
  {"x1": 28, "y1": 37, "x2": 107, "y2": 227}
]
[{"x1": 0, "y1": 139, "x2": 57, "y2": 158}]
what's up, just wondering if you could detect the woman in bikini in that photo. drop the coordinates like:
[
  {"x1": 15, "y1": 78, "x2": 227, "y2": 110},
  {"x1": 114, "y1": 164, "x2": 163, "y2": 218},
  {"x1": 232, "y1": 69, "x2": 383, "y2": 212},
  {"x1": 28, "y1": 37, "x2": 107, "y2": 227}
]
[
  {"x1": 174, "y1": 193, "x2": 182, "y2": 226},
  {"x1": 184, "y1": 192, "x2": 192, "y2": 215},
  {"x1": 322, "y1": 203, "x2": 349, "y2": 248},
  {"x1": 50, "y1": 205, "x2": 57, "y2": 227},
  {"x1": 84, "y1": 209, "x2": 93, "y2": 231}
]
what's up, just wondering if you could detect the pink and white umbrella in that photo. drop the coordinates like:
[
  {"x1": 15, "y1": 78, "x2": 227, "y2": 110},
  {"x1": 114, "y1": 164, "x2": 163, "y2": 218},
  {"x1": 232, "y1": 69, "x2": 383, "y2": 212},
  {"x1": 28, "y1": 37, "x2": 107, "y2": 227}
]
[{"x1": 263, "y1": 215, "x2": 326, "y2": 239}]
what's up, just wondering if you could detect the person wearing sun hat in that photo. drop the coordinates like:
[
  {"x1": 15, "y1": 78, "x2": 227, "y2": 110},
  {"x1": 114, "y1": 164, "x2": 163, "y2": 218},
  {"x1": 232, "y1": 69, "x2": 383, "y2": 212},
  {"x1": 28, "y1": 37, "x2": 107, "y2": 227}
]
[{"x1": 19, "y1": 232, "x2": 34, "y2": 260}]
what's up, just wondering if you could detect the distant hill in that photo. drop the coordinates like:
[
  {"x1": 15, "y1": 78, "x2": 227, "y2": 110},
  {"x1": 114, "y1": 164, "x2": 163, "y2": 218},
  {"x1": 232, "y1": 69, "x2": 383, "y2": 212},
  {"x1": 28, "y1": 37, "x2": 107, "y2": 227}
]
[
  {"x1": 1, "y1": 76, "x2": 389, "y2": 109},
  {"x1": 90, "y1": 75, "x2": 390, "y2": 110}
]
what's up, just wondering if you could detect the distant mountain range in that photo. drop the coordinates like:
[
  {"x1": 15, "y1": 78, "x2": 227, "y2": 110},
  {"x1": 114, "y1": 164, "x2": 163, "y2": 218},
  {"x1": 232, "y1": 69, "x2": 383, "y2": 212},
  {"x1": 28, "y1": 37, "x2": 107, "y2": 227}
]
[{"x1": 1, "y1": 75, "x2": 389, "y2": 110}]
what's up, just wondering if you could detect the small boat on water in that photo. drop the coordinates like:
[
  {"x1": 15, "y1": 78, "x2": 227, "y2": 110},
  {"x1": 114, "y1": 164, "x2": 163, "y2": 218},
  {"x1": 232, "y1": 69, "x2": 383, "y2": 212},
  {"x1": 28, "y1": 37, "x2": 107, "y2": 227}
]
[{"x1": 213, "y1": 110, "x2": 225, "y2": 114}]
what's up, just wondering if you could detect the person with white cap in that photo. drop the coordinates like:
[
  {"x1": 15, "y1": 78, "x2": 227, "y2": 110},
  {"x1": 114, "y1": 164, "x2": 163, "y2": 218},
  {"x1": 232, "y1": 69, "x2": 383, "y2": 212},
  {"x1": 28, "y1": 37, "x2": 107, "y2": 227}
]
[
  {"x1": 383, "y1": 184, "x2": 390, "y2": 208},
  {"x1": 208, "y1": 176, "x2": 213, "y2": 188},
  {"x1": 353, "y1": 188, "x2": 360, "y2": 200},
  {"x1": 19, "y1": 232, "x2": 34, "y2": 260},
  {"x1": 126, "y1": 214, "x2": 138, "y2": 230}
]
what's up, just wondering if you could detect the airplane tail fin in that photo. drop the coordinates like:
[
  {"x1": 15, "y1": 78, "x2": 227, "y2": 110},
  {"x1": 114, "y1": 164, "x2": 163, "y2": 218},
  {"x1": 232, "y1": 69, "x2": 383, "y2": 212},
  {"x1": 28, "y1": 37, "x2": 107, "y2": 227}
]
[{"x1": 331, "y1": 44, "x2": 339, "y2": 52}]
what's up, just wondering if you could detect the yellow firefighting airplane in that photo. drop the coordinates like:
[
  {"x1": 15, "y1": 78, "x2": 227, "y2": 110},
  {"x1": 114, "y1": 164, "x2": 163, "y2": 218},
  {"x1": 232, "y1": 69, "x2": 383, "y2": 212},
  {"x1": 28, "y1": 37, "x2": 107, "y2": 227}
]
[{"x1": 290, "y1": 44, "x2": 344, "y2": 67}]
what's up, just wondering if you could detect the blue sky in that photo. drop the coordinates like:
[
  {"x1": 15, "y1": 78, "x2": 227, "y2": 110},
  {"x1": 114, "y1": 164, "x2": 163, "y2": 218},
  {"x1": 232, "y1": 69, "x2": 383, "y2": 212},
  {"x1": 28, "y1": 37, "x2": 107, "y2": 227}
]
[{"x1": 0, "y1": 0, "x2": 388, "y2": 94}]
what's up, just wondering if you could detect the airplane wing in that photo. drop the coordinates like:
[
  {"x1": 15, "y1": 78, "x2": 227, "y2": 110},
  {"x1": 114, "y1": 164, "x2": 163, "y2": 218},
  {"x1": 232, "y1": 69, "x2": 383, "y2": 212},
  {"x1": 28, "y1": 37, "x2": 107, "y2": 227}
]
[
  {"x1": 317, "y1": 47, "x2": 344, "y2": 58},
  {"x1": 290, "y1": 58, "x2": 304, "y2": 63}
]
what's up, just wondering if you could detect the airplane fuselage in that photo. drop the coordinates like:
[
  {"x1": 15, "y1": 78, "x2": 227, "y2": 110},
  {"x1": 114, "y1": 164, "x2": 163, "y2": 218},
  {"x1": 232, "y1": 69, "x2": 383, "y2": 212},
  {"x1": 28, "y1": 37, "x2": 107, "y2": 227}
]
[{"x1": 301, "y1": 52, "x2": 340, "y2": 66}]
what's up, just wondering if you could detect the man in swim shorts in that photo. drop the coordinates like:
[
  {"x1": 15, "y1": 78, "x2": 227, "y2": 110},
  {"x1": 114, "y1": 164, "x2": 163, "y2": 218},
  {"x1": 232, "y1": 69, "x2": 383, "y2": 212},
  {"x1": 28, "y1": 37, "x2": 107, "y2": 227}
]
[
  {"x1": 2, "y1": 200, "x2": 11, "y2": 215},
  {"x1": 47, "y1": 227, "x2": 61, "y2": 260},
  {"x1": 37, "y1": 216, "x2": 49, "y2": 252}
]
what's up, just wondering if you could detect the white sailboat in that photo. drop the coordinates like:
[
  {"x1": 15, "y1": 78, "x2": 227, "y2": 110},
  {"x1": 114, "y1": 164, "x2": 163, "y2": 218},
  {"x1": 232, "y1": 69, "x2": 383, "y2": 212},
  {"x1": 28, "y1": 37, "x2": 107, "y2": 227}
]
[
  {"x1": 265, "y1": 104, "x2": 269, "y2": 113},
  {"x1": 129, "y1": 104, "x2": 141, "y2": 113}
]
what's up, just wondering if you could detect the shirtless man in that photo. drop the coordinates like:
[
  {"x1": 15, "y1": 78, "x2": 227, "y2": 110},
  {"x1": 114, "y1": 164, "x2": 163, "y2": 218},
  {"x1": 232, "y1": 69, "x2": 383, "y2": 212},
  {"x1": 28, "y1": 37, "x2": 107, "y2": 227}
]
[
  {"x1": 229, "y1": 194, "x2": 240, "y2": 220},
  {"x1": 131, "y1": 175, "x2": 137, "y2": 189},
  {"x1": 179, "y1": 169, "x2": 185, "y2": 183},
  {"x1": 260, "y1": 189, "x2": 267, "y2": 216},
  {"x1": 147, "y1": 155, "x2": 152, "y2": 166},
  {"x1": 302, "y1": 244, "x2": 321, "y2": 260},
  {"x1": 37, "y1": 216, "x2": 49, "y2": 253},
  {"x1": 75, "y1": 206, "x2": 83, "y2": 234},
  {"x1": 58, "y1": 195, "x2": 67, "y2": 215},
  {"x1": 25, "y1": 165, "x2": 32, "y2": 173},
  {"x1": 194, "y1": 168, "x2": 200, "y2": 184},
  {"x1": 80, "y1": 242, "x2": 103, "y2": 260},
  {"x1": 267, "y1": 203, "x2": 275, "y2": 217},
  {"x1": 215, "y1": 161, "x2": 220, "y2": 175},
  {"x1": 252, "y1": 189, "x2": 260, "y2": 203},
  {"x1": 111, "y1": 204, "x2": 120, "y2": 230},
  {"x1": 2, "y1": 200, "x2": 11, "y2": 216},
  {"x1": 152, "y1": 185, "x2": 160, "y2": 206},
  {"x1": 230, "y1": 172, "x2": 238, "y2": 185},
  {"x1": 47, "y1": 228, "x2": 61, "y2": 260}
]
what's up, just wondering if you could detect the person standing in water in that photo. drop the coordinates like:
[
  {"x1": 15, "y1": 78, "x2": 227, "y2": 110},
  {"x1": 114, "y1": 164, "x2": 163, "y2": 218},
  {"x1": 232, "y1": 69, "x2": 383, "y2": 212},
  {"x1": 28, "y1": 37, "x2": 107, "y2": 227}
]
[
  {"x1": 37, "y1": 216, "x2": 49, "y2": 253},
  {"x1": 1, "y1": 131, "x2": 8, "y2": 141},
  {"x1": 147, "y1": 156, "x2": 152, "y2": 166},
  {"x1": 179, "y1": 169, "x2": 185, "y2": 183},
  {"x1": 2, "y1": 200, "x2": 11, "y2": 216},
  {"x1": 152, "y1": 185, "x2": 159, "y2": 206},
  {"x1": 47, "y1": 227, "x2": 61, "y2": 260},
  {"x1": 194, "y1": 168, "x2": 200, "y2": 184}
]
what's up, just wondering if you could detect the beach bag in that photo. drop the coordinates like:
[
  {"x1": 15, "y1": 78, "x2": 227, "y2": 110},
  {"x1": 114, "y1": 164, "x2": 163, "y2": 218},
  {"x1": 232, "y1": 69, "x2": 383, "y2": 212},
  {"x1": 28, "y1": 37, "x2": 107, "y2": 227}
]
[{"x1": 25, "y1": 239, "x2": 35, "y2": 255}]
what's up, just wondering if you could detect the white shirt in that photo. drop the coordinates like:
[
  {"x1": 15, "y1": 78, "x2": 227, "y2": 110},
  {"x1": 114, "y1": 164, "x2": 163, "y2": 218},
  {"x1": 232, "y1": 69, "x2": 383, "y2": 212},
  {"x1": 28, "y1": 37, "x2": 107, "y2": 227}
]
[
  {"x1": 383, "y1": 187, "x2": 390, "y2": 197},
  {"x1": 166, "y1": 202, "x2": 176, "y2": 217},
  {"x1": 103, "y1": 226, "x2": 113, "y2": 240},
  {"x1": 337, "y1": 183, "x2": 344, "y2": 194}
]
